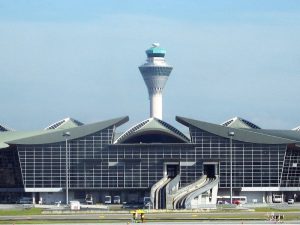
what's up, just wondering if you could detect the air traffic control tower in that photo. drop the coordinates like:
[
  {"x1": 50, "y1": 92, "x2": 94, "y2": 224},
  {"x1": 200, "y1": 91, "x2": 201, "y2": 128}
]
[{"x1": 139, "y1": 43, "x2": 173, "y2": 120}]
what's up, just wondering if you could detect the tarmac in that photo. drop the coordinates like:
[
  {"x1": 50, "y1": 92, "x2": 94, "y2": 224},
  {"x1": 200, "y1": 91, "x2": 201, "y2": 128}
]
[
  {"x1": 0, "y1": 203, "x2": 299, "y2": 225},
  {"x1": 1, "y1": 222, "x2": 300, "y2": 225}
]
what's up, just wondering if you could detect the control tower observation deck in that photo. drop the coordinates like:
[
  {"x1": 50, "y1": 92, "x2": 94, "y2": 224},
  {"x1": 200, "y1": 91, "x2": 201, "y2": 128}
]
[{"x1": 139, "y1": 43, "x2": 173, "y2": 120}]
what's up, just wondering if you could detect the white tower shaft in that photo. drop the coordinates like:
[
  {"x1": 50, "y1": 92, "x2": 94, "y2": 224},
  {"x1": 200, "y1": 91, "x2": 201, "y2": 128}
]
[
  {"x1": 143, "y1": 73, "x2": 169, "y2": 120},
  {"x1": 150, "y1": 92, "x2": 163, "y2": 119}
]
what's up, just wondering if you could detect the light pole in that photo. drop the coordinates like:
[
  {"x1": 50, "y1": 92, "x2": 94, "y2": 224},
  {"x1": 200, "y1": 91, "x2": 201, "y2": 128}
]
[
  {"x1": 228, "y1": 131, "x2": 235, "y2": 204},
  {"x1": 63, "y1": 131, "x2": 71, "y2": 205}
]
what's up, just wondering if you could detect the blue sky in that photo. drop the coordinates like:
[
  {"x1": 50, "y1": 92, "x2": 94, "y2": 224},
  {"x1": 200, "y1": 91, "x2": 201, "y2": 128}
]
[{"x1": 0, "y1": 0, "x2": 300, "y2": 131}]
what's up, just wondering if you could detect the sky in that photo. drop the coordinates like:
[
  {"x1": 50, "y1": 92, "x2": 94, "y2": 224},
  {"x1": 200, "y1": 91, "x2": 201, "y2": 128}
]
[{"x1": 0, "y1": 0, "x2": 300, "y2": 132}]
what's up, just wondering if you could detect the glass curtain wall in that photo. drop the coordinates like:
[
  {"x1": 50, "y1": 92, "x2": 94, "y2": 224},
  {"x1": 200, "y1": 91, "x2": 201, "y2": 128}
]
[
  {"x1": 17, "y1": 127, "x2": 114, "y2": 189},
  {"x1": 16, "y1": 125, "x2": 290, "y2": 190},
  {"x1": 190, "y1": 126, "x2": 287, "y2": 188},
  {"x1": 281, "y1": 145, "x2": 300, "y2": 187}
]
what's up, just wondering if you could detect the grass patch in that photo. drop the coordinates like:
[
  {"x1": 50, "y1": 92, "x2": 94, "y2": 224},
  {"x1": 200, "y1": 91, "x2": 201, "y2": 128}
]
[
  {"x1": 254, "y1": 207, "x2": 300, "y2": 212},
  {"x1": 0, "y1": 207, "x2": 42, "y2": 216},
  {"x1": 0, "y1": 220, "x2": 133, "y2": 224},
  {"x1": 0, "y1": 220, "x2": 104, "y2": 224}
]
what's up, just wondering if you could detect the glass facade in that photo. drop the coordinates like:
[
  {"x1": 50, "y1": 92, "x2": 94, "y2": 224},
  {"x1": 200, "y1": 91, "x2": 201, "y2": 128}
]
[
  {"x1": 0, "y1": 147, "x2": 23, "y2": 188},
  {"x1": 281, "y1": 145, "x2": 300, "y2": 187},
  {"x1": 190, "y1": 126, "x2": 287, "y2": 188},
  {"x1": 108, "y1": 144, "x2": 201, "y2": 188},
  {"x1": 139, "y1": 66, "x2": 172, "y2": 76},
  {"x1": 17, "y1": 127, "x2": 114, "y2": 189},
  {"x1": 10, "y1": 123, "x2": 300, "y2": 192}
]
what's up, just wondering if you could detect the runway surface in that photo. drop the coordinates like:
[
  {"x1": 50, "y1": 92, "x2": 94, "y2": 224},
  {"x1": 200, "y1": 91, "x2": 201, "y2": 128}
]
[{"x1": 2, "y1": 222, "x2": 300, "y2": 225}]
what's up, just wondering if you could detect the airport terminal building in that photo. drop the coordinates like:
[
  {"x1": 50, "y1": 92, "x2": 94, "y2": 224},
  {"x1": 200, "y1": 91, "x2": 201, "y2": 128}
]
[{"x1": 0, "y1": 44, "x2": 299, "y2": 208}]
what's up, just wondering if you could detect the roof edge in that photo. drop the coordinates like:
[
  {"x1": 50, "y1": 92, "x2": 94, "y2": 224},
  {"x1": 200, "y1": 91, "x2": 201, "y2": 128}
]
[
  {"x1": 115, "y1": 117, "x2": 189, "y2": 144},
  {"x1": 176, "y1": 116, "x2": 298, "y2": 144},
  {"x1": 7, "y1": 116, "x2": 129, "y2": 145}
]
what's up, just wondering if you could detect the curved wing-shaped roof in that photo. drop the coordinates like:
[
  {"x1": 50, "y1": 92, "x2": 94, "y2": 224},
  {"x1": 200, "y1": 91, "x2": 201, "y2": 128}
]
[
  {"x1": 114, "y1": 118, "x2": 189, "y2": 144},
  {"x1": 292, "y1": 126, "x2": 300, "y2": 131},
  {"x1": 0, "y1": 124, "x2": 14, "y2": 132},
  {"x1": 45, "y1": 117, "x2": 84, "y2": 130},
  {"x1": 221, "y1": 117, "x2": 261, "y2": 129},
  {"x1": 1, "y1": 117, "x2": 128, "y2": 147},
  {"x1": 0, "y1": 130, "x2": 50, "y2": 149},
  {"x1": 176, "y1": 116, "x2": 300, "y2": 144}
]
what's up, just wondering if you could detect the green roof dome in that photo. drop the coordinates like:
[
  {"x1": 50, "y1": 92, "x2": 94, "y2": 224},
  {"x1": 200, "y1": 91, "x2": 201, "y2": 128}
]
[{"x1": 146, "y1": 43, "x2": 166, "y2": 57}]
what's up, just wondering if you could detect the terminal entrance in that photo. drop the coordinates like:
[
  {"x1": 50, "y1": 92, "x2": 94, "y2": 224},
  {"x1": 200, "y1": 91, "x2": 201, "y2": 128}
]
[
  {"x1": 203, "y1": 163, "x2": 218, "y2": 178},
  {"x1": 156, "y1": 163, "x2": 180, "y2": 209},
  {"x1": 166, "y1": 164, "x2": 179, "y2": 178}
]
